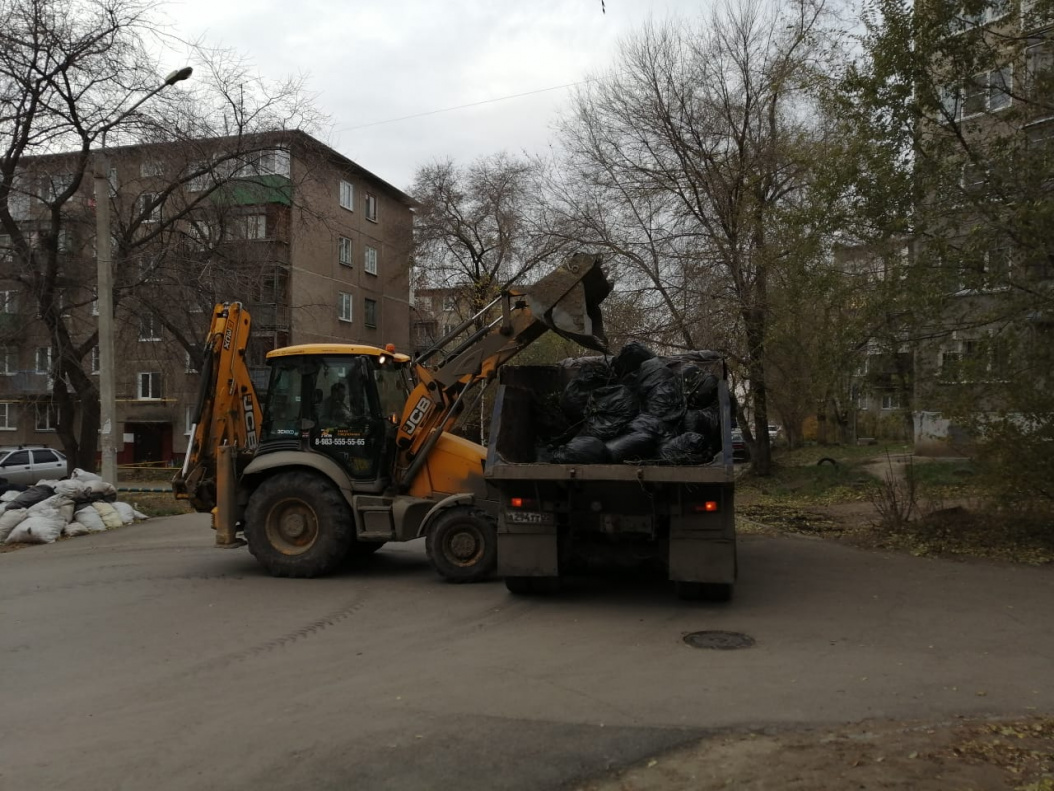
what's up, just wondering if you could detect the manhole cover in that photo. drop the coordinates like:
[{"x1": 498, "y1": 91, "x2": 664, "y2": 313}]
[{"x1": 683, "y1": 630, "x2": 755, "y2": 650}]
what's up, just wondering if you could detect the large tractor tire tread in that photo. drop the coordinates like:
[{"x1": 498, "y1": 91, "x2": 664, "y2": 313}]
[{"x1": 244, "y1": 471, "x2": 354, "y2": 578}]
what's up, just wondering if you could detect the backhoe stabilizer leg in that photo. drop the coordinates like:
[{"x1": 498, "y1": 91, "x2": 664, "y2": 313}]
[{"x1": 213, "y1": 445, "x2": 244, "y2": 548}]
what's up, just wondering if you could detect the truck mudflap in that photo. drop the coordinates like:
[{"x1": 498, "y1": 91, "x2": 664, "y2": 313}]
[{"x1": 668, "y1": 537, "x2": 737, "y2": 584}]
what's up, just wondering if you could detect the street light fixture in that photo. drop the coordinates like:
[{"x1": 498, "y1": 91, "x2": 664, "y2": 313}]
[{"x1": 94, "y1": 66, "x2": 193, "y2": 486}]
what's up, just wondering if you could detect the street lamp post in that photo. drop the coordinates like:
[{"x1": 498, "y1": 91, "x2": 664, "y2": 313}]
[{"x1": 94, "y1": 66, "x2": 192, "y2": 485}]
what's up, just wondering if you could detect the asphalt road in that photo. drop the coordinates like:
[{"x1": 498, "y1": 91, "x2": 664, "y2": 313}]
[{"x1": 1, "y1": 515, "x2": 1051, "y2": 791}]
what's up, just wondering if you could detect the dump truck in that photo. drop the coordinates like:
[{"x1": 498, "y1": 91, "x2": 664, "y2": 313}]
[{"x1": 484, "y1": 353, "x2": 737, "y2": 600}]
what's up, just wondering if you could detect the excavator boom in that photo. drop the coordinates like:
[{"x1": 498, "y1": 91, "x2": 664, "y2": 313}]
[
  {"x1": 172, "y1": 302, "x2": 262, "y2": 513},
  {"x1": 394, "y1": 253, "x2": 611, "y2": 489}
]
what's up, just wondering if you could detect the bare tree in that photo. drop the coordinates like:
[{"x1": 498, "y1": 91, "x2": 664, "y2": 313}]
[
  {"x1": 0, "y1": 0, "x2": 322, "y2": 469},
  {"x1": 410, "y1": 153, "x2": 570, "y2": 331},
  {"x1": 550, "y1": 0, "x2": 835, "y2": 473}
]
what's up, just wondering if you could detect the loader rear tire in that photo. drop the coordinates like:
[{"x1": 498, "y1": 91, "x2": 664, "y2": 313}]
[
  {"x1": 425, "y1": 506, "x2": 497, "y2": 583},
  {"x1": 244, "y1": 471, "x2": 354, "y2": 578}
]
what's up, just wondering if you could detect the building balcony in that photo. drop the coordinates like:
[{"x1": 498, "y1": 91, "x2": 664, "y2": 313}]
[{"x1": 0, "y1": 371, "x2": 52, "y2": 396}]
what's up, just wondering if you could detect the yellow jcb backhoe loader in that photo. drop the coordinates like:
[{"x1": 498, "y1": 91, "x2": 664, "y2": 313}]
[{"x1": 172, "y1": 253, "x2": 610, "y2": 580}]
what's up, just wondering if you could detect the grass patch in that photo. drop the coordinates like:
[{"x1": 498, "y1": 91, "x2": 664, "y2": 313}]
[
  {"x1": 872, "y1": 506, "x2": 1054, "y2": 565},
  {"x1": 124, "y1": 492, "x2": 194, "y2": 518},
  {"x1": 772, "y1": 441, "x2": 912, "y2": 467},
  {"x1": 739, "y1": 460, "x2": 879, "y2": 506}
]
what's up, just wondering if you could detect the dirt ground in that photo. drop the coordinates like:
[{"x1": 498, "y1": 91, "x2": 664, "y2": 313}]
[{"x1": 576, "y1": 715, "x2": 1054, "y2": 791}]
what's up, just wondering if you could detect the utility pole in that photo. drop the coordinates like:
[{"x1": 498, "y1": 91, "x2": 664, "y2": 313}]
[
  {"x1": 94, "y1": 155, "x2": 118, "y2": 485},
  {"x1": 94, "y1": 66, "x2": 193, "y2": 484}
]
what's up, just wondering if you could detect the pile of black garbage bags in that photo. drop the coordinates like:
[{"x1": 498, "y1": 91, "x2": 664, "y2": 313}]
[{"x1": 546, "y1": 342, "x2": 724, "y2": 466}]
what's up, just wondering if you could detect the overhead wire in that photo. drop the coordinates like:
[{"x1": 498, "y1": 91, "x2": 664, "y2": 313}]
[{"x1": 338, "y1": 79, "x2": 594, "y2": 133}]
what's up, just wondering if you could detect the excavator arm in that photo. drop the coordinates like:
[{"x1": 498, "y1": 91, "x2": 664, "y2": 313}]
[
  {"x1": 172, "y1": 302, "x2": 262, "y2": 513},
  {"x1": 393, "y1": 252, "x2": 611, "y2": 490}
]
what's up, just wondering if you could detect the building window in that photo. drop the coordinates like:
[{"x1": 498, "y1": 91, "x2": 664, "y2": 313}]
[
  {"x1": 1024, "y1": 42, "x2": 1053, "y2": 100},
  {"x1": 339, "y1": 236, "x2": 353, "y2": 266},
  {"x1": 442, "y1": 294, "x2": 457, "y2": 311},
  {"x1": 139, "y1": 192, "x2": 162, "y2": 223},
  {"x1": 91, "y1": 346, "x2": 100, "y2": 374},
  {"x1": 950, "y1": 0, "x2": 1009, "y2": 30},
  {"x1": 364, "y1": 298, "x2": 378, "y2": 328},
  {"x1": 0, "y1": 402, "x2": 15, "y2": 430},
  {"x1": 188, "y1": 161, "x2": 211, "y2": 193},
  {"x1": 961, "y1": 162, "x2": 986, "y2": 191},
  {"x1": 139, "y1": 313, "x2": 161, "y2": 341},
  {"x1": 339, "y1": 180, "x2": 355, "y2": 211},
  {"x1": 338, "y1": 292, "x2": 353, "y2": 322},
  {"x1": 35, "y1": 401, "x2": 57, "y2": 431},
  {"x1": 252, "y1": 149, "x2": 291, "y2": 177},
  {"x1": 238, "y1": 214, "x2": 267, "y2": 240},
  {"x1": 0, "y1": 290, "x2": 18, "y2": 314},
  {"x1": 880, "y1": 394, "x2": 901, "y2": 410},
  {"x1": 365, "y1": 192, "x2": 377, "y2": 222},
  {"x1": 364, "y1": 245, "x2": 378, "y2": 275},
  {"x1": 962, "y1": 68, "x2": 1013, "y2": 117},
  {"x1": 185, "y1": 350, "x2": 198, "y2": 373},
  {"x1": 140, "y1": 160, "x2": 164, "y2": 178},
  {"x1": 137, "y1": 372, "x2": 162, "y2": 400},
  {"x1": 0, "y1": 347, "x2": 15, "y2": 375},
  {"x1": 940, "y1": 349, "x2": 962, "y2": 382},
  {"x1": 35, "y1": 347, "x2": 51, "y2": 375}
]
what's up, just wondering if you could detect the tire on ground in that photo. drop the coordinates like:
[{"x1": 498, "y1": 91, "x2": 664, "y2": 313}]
[
  {"x1": 425, "y1": 506, "x2": 497, "y2": 583},
  {"x1": 244, "y1": 471, "x2": 354, "y2": 578}
]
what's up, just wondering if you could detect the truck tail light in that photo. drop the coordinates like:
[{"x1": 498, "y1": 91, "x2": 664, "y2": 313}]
[
  {"x1": 691, "y1": 501, "x2": 719, "y2": 513},
  {"x1": 509, "y1": 497, "x2": 538, "y2": 509}
]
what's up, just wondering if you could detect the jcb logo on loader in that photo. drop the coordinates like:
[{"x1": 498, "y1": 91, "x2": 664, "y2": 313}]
[
  {"x1": 401, "y1": 396, "x2": 431, "y2": 436},
  {"x1": 244, "y1": 394, "x2": 258, "y2": 448}
]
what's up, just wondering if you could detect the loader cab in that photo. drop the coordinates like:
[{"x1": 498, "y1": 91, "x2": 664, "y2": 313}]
[{"x1": 258, "y1": 345, "x2": 411, "y2": 483}]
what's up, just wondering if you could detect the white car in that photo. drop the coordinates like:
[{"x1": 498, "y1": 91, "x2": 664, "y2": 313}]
[{"x1": 0, "y1": 445, "x2": 69, "y2": 486}]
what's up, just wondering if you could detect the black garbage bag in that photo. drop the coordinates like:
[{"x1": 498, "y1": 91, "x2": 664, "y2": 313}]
[
  {"x1": 605, "y1": 431, "x2": 659, "y2": 463},
  {"x1": 659, "y1": 432, "x2": 714, "y2": 465},
  {"x1": 683, "y1": 367, "x2": 719, "y2": 410},
  {"x1": 635, "y1": 358, "x2": 687, "y2": 424},
  {"x1": 582, "y1": 384, "x2": 639, "y2": 440},
  {"x1": 560, "y1": 360, "x2": 611, "y2": 421},
  {"x1": 682, "y1": 406, "x2": 721, "y2": 443},
  {"x1": 550, "y1": 435, "x2": 611, "y2": 464},
  {"x1": 628, "y1": 413, "x2": 675, "y2": 440},
  {"x1": 4, "y1": 483, "x2": 55, "y2": 512},
  {"x1": 0, "y1": 477, "x2": 27, "y2": 497},
  {"x1": 612, "y1": 341, "x2": 656, "y2": 380}
]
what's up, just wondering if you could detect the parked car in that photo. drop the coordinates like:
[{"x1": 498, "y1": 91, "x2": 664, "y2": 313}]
[
  {"x1": 0, "y1": 445, "x2": 69, "y2": 486},
  {"x1": 731, "y1": 428, "x2": 751, "y2": 463},
  {"x1": 767, "y1": 424, "x2": 781, "y2": 443}
]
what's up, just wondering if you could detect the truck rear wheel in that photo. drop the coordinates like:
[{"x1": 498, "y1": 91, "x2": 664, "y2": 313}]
[
  {"x1": 425, "y1": 506, "x2": 497, "y2": 583},
  {"x1": 244, "y1": 471, "x2": 354, "y2": 578}
]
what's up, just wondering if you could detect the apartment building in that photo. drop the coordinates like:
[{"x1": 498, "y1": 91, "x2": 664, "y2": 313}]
[
  {"x1": 0, "y1": 130, "x2": 414, "y2": 464},
  {"x1": 908, "y1": 0, "x2": 1054, "y2": 453}
]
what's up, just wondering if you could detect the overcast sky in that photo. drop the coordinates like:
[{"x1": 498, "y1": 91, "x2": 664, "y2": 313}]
[{"x1": 167, "y1": 0, "x2": 704, "y2": 192}]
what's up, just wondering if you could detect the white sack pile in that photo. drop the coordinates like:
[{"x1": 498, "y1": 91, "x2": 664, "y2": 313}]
[{"x1": 0, "y1": 468, "x2": 147, "y2": 545}]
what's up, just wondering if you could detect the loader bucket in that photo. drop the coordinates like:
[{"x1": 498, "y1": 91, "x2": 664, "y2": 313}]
[{"x1": 524, "y1": 253, "x2": 612, "y2": 352}]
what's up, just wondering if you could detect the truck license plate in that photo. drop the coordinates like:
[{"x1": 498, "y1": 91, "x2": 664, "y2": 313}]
[{"x1": 506, "y1": 511, "x2": 554, "y2": 525}]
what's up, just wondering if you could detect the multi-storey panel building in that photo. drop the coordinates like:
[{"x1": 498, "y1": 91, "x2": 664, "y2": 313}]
[{"x1": 0, "y1": 130, "x2": 414, "y2": 464}]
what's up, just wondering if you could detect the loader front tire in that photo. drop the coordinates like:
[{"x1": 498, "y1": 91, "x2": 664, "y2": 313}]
[
  {"x1": 244, "y1": 471, "x2": 354, "y2": 578},
  {"x1": 425, "y1": 506, "x2": 497, "y2": 583}
]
